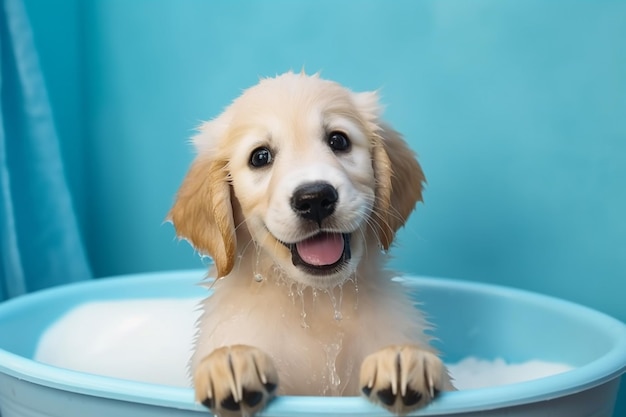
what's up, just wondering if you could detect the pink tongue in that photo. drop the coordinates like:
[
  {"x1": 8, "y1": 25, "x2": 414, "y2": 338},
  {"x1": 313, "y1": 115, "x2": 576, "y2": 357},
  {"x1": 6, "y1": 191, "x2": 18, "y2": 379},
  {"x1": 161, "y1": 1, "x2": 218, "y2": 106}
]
[{"x1": 296, "y1": 233, "x2": 344, "y2": 266}]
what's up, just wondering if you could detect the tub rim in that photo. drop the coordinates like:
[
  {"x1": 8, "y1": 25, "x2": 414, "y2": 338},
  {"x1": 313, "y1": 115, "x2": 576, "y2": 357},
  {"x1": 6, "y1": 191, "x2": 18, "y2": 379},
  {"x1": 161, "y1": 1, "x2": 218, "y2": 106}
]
[{"x1": 0, "y1": 269, "x2": 625, "y2": 415}]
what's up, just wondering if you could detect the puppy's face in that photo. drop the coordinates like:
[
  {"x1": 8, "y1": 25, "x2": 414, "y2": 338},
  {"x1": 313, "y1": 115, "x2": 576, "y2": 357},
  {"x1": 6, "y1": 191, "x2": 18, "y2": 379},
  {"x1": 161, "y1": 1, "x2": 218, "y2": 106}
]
[
  {"x1": 226, "y1": 80, "x2": 377, "y2": 287},
  {"x1": 169, "y1": 73, "x2": 424, "y2": 289}
]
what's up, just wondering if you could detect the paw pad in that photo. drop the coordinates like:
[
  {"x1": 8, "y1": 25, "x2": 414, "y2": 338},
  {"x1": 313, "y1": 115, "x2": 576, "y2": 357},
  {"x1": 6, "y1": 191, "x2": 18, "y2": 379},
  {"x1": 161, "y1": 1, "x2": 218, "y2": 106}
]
[
  {"x1": 359, "y1": 345, "x2": 451, "y2": 414},
  {"x1": 194, "y1": 345, "x2": 279, "y2": 417}
]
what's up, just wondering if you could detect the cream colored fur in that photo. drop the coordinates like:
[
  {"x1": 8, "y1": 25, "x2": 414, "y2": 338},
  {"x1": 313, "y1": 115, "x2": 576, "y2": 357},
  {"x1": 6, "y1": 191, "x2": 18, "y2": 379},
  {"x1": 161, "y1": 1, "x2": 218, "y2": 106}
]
[{"x1": 169, "y1": 72, "x2": 453, "y2": 417}]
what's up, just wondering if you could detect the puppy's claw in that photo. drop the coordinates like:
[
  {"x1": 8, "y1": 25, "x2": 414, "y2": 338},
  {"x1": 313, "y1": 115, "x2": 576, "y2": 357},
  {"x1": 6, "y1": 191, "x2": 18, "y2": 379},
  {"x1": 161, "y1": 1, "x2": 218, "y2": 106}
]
[
  {"x1": 201, "y1": 397, "x2": 215, "y2": 410},
  {"x1": 263, "y1": 382, "x2": 277, "y2": 394},
  {"x1": 427, "y1": 376, "x2": 436, "y2": 399},
  {"x1": 401, "y1": 387, "x2": 422, "y2": 407},
  {"x1": 360, "y1": 345, "x2": 453, "y2": 415},
  {"x1": 194, "y1": 345, "x2": 278, "y2": 417}
]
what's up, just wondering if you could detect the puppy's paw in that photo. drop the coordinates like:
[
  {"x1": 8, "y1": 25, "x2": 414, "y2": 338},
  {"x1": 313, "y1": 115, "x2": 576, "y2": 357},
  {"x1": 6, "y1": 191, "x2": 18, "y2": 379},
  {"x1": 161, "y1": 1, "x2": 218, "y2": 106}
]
[
  {"x1": 194, "y1": 345, "x2": 278, "y2": 417},
  {"x1": 360, "y1": 345, "x2": 452, "y2": 415}
]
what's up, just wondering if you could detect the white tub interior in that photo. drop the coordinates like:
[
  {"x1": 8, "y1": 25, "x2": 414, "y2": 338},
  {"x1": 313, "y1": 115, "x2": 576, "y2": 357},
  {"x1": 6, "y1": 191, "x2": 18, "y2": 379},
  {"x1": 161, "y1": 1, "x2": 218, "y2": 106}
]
[{"x1": 34, "y1": 298, "x2": 573, "y2": 390}]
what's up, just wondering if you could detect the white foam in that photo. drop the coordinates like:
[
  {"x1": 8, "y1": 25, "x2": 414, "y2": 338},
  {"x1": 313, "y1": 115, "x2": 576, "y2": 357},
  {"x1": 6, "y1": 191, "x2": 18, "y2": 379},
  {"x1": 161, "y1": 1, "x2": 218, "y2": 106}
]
[
  {"x1": 446, "y1": 356, "x2": 573, "y2": 390},
  {"x1": 35, "y1": 299, "x2": 573, "y2": 390},
  {"x1": 35, "y1": 298, "x2": 201, "y2": 387}
]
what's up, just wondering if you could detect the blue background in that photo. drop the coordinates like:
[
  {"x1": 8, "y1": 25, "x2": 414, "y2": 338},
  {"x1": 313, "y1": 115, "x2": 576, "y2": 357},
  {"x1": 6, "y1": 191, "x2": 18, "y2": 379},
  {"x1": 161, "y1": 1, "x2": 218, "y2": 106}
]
[{"x1": 22, "y1": 0, "x2": 625, "y2": 414}]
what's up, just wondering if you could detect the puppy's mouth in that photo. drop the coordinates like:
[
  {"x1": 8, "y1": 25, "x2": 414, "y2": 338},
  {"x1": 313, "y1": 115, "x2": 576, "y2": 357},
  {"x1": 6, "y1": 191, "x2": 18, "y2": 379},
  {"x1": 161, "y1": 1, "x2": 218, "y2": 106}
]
[{"x1": 286, "y1": 232, "x2": 351, "y2": 275}]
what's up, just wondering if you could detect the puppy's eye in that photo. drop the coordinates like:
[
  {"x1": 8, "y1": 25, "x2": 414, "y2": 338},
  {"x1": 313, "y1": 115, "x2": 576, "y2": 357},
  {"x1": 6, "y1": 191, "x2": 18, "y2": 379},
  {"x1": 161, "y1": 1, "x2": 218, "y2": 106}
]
[
  {"x1": 327, "y1": 131, "x2": 351, "y2": 152},
  {"x1": 249, "y1": 147, "x2": 273, "y2": 168}
]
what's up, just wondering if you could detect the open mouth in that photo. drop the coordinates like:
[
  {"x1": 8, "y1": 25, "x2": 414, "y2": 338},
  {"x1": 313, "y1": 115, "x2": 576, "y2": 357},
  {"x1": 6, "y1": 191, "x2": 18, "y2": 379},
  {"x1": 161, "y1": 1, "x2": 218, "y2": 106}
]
[{"x1": 287, "y1": 232, "x2": 351, "y2": 275}]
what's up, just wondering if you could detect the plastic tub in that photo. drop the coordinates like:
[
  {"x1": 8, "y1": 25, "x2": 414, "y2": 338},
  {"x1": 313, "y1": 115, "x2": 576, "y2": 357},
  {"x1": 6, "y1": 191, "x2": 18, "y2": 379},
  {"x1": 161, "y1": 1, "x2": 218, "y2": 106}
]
[{"x1": 1, "y1": 270, "x2": 625, "y2": 417}]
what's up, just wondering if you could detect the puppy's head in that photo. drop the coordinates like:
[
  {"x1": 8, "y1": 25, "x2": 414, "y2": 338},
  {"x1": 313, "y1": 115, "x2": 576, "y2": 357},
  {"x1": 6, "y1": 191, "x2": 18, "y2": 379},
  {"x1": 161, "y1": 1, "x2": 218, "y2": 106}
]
[{"x1": 169, "y1": 72, "x2": 424, "y2": 288}]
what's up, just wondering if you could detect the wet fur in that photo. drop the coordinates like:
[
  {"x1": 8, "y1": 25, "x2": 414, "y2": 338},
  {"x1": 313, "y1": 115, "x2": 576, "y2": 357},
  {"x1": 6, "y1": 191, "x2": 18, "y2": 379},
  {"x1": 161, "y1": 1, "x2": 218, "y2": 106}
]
[{"x1": 169, "y1": 72, "x2": 452, "y2": 415}]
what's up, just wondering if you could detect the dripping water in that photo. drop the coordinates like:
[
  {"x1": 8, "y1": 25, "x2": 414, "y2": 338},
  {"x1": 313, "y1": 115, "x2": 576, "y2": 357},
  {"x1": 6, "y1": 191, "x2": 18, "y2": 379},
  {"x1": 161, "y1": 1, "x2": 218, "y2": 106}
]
[
  {"x1": 312, "y1": 287, "x2": 319, "y2": 307},
  {"x1": 253, "y1": 245, "x2": 263, "y2": 283},
  {"x1": 325, "y1": 286, "x2": 343, "y2": 322},
  {"x1": 287, "y1": 282, "x2": 296, "y2": 303},
  {"x1": 279, "y1": 272, "x2": 361, "y2": 329},
  {"x1": 336, "y1": 285, "x2": 344, "y2": 321},
  {"x1": 320, "y1": 334, "x2": 343, "y2": 396},
  {"x1": 349, "y1": 272, "x2": 359, "y2": 311},
  {"x1": 296, "y1": 284, "x2": 309, "y2": 328}
]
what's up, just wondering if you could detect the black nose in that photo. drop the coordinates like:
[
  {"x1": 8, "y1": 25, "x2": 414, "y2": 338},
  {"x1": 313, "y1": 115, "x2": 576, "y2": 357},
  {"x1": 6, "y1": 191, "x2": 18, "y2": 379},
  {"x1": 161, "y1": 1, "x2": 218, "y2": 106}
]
[{"x1": 291, "y1": 182, "x2": 338, "y2": 225}]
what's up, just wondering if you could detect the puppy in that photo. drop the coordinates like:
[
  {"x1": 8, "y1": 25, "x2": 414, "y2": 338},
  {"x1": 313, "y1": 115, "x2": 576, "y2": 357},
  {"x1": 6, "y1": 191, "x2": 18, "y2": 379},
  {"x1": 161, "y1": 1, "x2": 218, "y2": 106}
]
[{"x1": 169, "y1": 72, "x2": 453, "y2": 416}]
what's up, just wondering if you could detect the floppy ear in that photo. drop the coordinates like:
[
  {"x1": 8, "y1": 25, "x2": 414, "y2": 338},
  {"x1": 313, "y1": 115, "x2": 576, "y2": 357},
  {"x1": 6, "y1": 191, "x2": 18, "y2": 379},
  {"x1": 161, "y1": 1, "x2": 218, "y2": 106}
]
[
  {"x1": 371, "y1": 124, "x2": 426, "y2": 250},
  {"x1": 168, "y1": 156, "x2": 236, "y2": 278}
]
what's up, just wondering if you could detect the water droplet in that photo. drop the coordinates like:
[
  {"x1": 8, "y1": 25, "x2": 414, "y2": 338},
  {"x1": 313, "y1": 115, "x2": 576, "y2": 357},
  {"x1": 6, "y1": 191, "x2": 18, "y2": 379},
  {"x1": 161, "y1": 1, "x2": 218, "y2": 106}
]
[
  {"x1": 297, "y1": 284, "x2": 309, "y2": 328},
  {"x1": 312, "y1": 288, "x2": 319, "y2": 307},
  {"x1": 322, "y1": 335, "x2": 344, "y2": 395},
  {"x1": 287, "y1": 284, "x2": 296, "y2": 303},
  {"x1": 300, "y1": 310, "x2": 309, "y2": 328},
  {"x1": 336, "y1": 286, "x2": 344, "y2": 321},
  {"x1": 326, "y1": 287, "x2": 343, "y2": 322},
  {"x1": 253, "y1": 273, "x2": 263, "y2": 283},
  {"x1": 351, "y1": 273, "x2": 359, "y2": 311}
]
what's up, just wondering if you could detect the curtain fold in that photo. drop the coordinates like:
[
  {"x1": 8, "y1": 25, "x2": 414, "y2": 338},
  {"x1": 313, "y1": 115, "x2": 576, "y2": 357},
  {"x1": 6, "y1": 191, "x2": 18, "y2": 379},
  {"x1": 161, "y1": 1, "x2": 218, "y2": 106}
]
[{"x1": 0, "y1": 0, "x2": 91, "y2": 300}]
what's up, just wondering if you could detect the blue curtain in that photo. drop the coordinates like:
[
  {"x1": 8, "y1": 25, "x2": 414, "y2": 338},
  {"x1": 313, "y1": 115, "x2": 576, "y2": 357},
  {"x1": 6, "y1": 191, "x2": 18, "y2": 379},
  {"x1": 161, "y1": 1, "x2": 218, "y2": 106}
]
[{"x1": 0, "y1": 0, "x2": 91, "y2": 300}]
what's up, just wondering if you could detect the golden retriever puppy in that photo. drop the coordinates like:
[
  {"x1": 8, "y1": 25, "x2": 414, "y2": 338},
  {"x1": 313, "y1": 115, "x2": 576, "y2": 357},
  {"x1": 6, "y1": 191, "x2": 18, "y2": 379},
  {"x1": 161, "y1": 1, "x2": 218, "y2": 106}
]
[{"x1": 169, "y1": 72, "x2": 453, "y2": 417}]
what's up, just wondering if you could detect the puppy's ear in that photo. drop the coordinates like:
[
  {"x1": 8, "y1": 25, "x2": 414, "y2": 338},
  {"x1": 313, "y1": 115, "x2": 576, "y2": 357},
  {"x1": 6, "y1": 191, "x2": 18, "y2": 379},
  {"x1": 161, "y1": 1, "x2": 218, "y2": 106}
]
[
  {"x1": 168, "y1": 154, "x2": 236, "y2": 279},
  {"x1": 371, "y1": 124, "x2": 425, "y2": 250}
]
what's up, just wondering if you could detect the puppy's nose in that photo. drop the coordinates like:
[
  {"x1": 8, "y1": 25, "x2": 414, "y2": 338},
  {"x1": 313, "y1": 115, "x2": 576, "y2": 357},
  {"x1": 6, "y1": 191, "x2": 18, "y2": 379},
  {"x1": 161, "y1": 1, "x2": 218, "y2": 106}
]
[{"x1": 291, "y1": 182, "x2": 338, "y2": 225}]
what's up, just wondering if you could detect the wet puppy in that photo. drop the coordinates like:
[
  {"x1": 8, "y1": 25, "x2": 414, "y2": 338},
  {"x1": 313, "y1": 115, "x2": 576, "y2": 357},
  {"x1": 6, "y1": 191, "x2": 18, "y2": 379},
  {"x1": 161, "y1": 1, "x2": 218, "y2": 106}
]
[{"x1": 169, "y1": 72, "x2": 453, "y2": 417}]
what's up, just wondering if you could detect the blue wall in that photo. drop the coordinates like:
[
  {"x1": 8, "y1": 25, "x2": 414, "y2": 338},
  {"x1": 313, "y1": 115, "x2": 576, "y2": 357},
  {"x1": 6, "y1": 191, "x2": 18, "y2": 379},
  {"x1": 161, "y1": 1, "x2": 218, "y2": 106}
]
[{"x1": 24, "y1": 1, "x2": 626, "y2": 414}]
